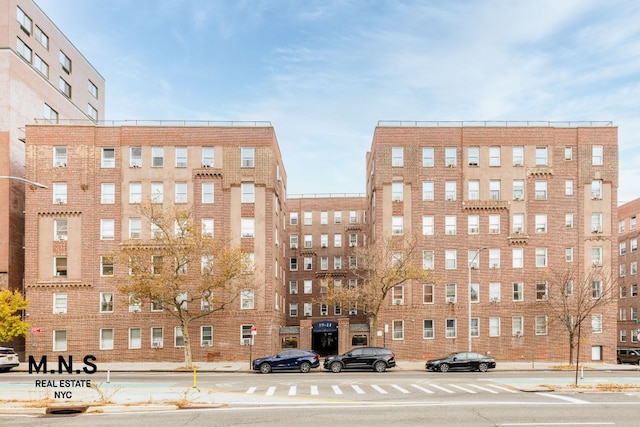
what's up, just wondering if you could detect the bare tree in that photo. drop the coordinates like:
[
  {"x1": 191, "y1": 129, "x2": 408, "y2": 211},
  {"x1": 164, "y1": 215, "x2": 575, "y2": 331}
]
[
  {"x1": 544, "y1": 265, "x2": 616, "y2": 384},
  {"x1": 111, "y1": 202, "x2": 254, "y2": 368},
  {"x1": 322, "y1": 234, "x2": 434, "y2": 346}
]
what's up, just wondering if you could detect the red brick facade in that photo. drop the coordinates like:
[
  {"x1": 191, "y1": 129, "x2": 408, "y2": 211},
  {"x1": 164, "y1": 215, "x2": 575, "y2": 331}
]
[{"x1": 617, "y1": 198, "x2": 640, "y2": 351}]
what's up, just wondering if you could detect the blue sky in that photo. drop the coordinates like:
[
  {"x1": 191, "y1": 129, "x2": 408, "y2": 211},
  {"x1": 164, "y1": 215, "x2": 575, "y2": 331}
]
[{"x1": 37, "y1": 0, "x2": 640, "y2": 202}]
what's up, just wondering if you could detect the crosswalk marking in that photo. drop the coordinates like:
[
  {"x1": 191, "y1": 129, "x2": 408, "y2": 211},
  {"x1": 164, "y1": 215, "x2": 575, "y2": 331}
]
[
  {"x1": 486, "y1": 384, "x2": 517, "y2": 393},
  {"x1": 244, "y1": 382, "x2": 520, "y2": 396},
  {"x1": 410, "y1": 384, "x2": 434, "y2": 393},
  {"x1": 467, "y1": 384, "x2": 498, "y2": 394},
  {"x1": 371, "y1": 384, "x2": 387, "y2": 394},
  {"x1": 390, "y1": 384, "x2": 410, "y2": 394},
  {"x1": 449, "y1": 384, "x2": 477, "y2": 393},
  {"x1": 351, "y1": 385, "x2": 365, "y2": 394},
  {"x1": 427, "y1": 383, "x2": 455, "y2": 394}
]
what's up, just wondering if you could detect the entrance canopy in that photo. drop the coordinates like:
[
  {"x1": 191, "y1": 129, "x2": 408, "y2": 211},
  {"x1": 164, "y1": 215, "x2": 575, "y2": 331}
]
[{"x1": 312, "y1": 321, "x2": 338, "y2": 333}]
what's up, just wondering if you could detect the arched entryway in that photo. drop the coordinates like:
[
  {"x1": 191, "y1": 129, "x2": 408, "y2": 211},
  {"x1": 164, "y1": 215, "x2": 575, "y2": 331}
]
[{"x1": 312, "y1": 320, "x2": 338, "y2": 356}]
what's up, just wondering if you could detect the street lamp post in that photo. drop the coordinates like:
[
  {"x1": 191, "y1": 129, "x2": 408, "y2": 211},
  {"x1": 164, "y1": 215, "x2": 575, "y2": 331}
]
[
  {"x1": 0, "y1": 176, "x2": 48, "y2": 188},
  {"x1": 468, "y1": 247, "x2": 487, "y2": 352}
]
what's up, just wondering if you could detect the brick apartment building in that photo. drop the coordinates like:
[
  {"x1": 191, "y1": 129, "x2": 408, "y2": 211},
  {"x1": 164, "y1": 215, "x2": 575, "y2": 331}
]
[
  {"x1": 1, "y1": 0, "x2": 104, "y2": 354},
  {"x1": 22, "y1": 121, "x2": 619, "y2": 364},
  {"x1": 365, "y1": 122, "x2": 618, "y2": 363},
  {"x1": 23, "y1": 123, "x2": 289, "y2": 362},
  {"x1": 617, "y1": 198, "x2": 640, "y2": 349}
]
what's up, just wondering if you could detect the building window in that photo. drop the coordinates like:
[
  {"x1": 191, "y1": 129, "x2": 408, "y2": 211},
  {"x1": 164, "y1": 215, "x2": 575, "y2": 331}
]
[
  {"x1": 59, "y1": 50, "x2": 72, "y2": 73},
  {"x1": 200, "y1": 326, "x2": 213, "y2": 347},
  {"x1": 334, "y1": 256, "x2": 342, "y2": 270},
  {"x1": 99, "y1": 328, "x2": 114, "y2": 351},
  {"x1": 88, "y1": 104, "x2": 98, "y2": 121},
  {"x1": 620, "y1": 330, "x2": 627, "y2": 343},
  {"x1": 470, "y1": 318, "x2": 480, "y2": 337},
  {"x1": 350, "y1": 210, "x2": 358, "y2": 223},
  {"x1": 513, "y1": 282, "x2": 524, "y2": 302},
  {"x1": 101, "y1": 256, "x2": 114, "y2": 276},
  {"x1": 289, "y1": 212, "x2": 299, "y2": 226},
  {"x1": 101, "y1": 219, "x2": 115, "y2": 240},
  {"x1": 304, "y1": 234, "x2": 312, "y2": 248},
  {"x1": 53, "y1": 293, "x2": 67, "y2": 314},
  {"x1": 59, "y1": 78, "x2": 71, "y2": 98},
  {"x1": 202, "y1": 147, "x2": 214, "y2": 167},
  {"x1": 445, "y1": 215, "x2": 456, "y2": 235},
  {"x1": 512, "y1": 214, "x2": 524, "y2": 234},
  {"x1": 423, "y1": 284, "x2": 434, "y2": 304},
  {"x1": 512, "y1": 316, "x2": 524, "y2": 336},
  {"x1": 467, "y1": 215, "x2": 480, "y2": 234},
  {"x1": 489, "y1": 317, "x2": 500, "y2": 337},
  {"x1": 392, "y1": 216, "x2": 404, "y2": 235},
  {"x1": 54, "y1": 257, "x2": 67, "y2": 277},
  {"x1": 175, "y1": 182, "x2": 187, "y2": 203},
  {"x1": 101, "y1": 300, "x2": 122, "y2": 334},
  {"x1": 565, "y1": 180, "x2": 574, "y2": 195},
  {"x1": 304, "y1": 211, "x2": 313, "y2": 225},
  {"x1": 536, "y1": 282, "x2": 548, "y2": 301},
  {"x1": 423, "y1": 250, "x2": 434, "y2": 270},
  {"x1": 349, "y1": 234, "x2": 357, "y2": 247},
  {"x1": 44, "y1": 104, "x2": 59, "y2": 123},
  {"x1": 592, "y1": 145, "x2": 603, "y2": 166},
  {"x1": 174, "y1": 327, "x2": 184, "y2": 347},
  {"x1": 513, "y1": 180, "x2": 524, "y2": 200},
  {"x1": 468, "y1": 180, "x2": 479, "y2": 200},
  {"x1": 151, "y1": 147, "x2": 164, "y2": 167},
  {"x1": 151, "y1": 255, "x2": 163, "y2": 275},
  {"x1": 489, "y1": 146, "x2": 501, "y2": 166},
  {"x1": 392, "y1": 181, "x2": 403, "y2": 201},
  {"x1": 512, "y1": 248, "x2": 523, "y2": 268},
  {"x1": 151, "y1": 327, "x2": 163, "y2": 348},
  {"x1": 129, "y1": 218, "x2": 142, "y2": 239},
  {"x1": 52, "y1": 146, "x2": 67, "y2": 168},
  {"x1": 535, "y1": 147, "x2": 548, "y2": 166},
  {"x1": 53, "y1": 330, "x2": 67, "y2": 351},
  {"x1": 201, "y1": 218, "x2": 214, "y2": 238},
  {"x1": 468, "y1": 146, "x2": 479, "y2": 166},
  {"x1": 289, "y1": 258, "x2": 298, "y2": 271},
  {"x1": 422, "y1": 181, "x2": 434, "y2": 201},
  {"x1": 422, "y1": 147, "x2": 434, "y2": 167},
  {"x1": 592, "y1": 246, "x2": 603, "y2": 267},
  {"x1": 535, "y1": 248, "x2": 548, "y2": 267},
  {"x1": 445, "y1": 319, "x2": 457, "y2": 338},
  {"x1": 592, "y1": 280, "x2": 603, "y2": 298},
  {"x1": 445, "y1": 283, "x2": 457, "y2": 303},
  {"x1": 53, "y1": 182, "x2": 67, "y2": 204},
  {"x1": 445, "y1": 181, "x2": 456, "y2": 201},
  {"x1": 535, "y1": 214, "x2": 547, "y2": 233},
  {"x1": 289, "y1": 303, "x2": 298, "y2": 317},
  {"x1": 391, "y1": 147, "x2": 404, "y2": 167},
  {"x1": 591, "y1": 314, "x2": 603, "y2": 333},
  {"x1": 423, "y1": 216, "x2": 434, "y2": 236},
  {"x1": 54, "y1": 218, "x2": 68, "y2": 241},
  {"x1": 241, "y1": 289, "x2": 254, "y2": 309},
  {"x1": 17, "y1": 7, "x2": 33, "y2": 34},
  {"x1": 241, "y1": 182, "x2": 255, "y2": 203},
  {"x1": 445, "y1": 250, "x2": 457, "y2": 270},
  {"x1": 304, "y1": 257, "x2": 312, "y2": 270},
  {"x1": 349, "y1": 256, "x2": 357, "y2": 269},
  {"x1": 564, "y1": 146, "x2": 573, "y2": 160},
  {"x1": 535, "y1": 181, "x2": 547, "y2": 200},
  {"x1": 129, "y1": 328, "x2": 141, "y2": 349},
  {"x1": 17, "y1": 37, "x2": 32, "y2": 62},
  {"x1": 88, "y1": 80, "x2": 98, "y2": 98},
  {"x1": 320, "y1": 211, "x2": 328, "y2": 224},
  {"x1": 489, "y1": 180, "x2": 501, "y2": 200},
  {"x1": 565, "y1": 248, "x2": 574, "y2": 262},
  {"x1": 489, "y1": 282, "x2": 501, "y2": 302},
  {"x1": 566, "y1": 213, "x2": 574, "y2": 228},
  {"x1": 445, "y1": 147, "x2": 457, "y2": 167},
  {"x1": 175, "y1": 147, "x2": 187, "y2": 168},
  {"x1": 470, "y1": 283, "x2": 479, "y2": 303},
  {"x1": 512, "y1": 146, "x2": 524, "y2": 165},
  {"x1": 392, "y1": 285, "x2": 404, "y2": 305},
  {"x1": 303, "y1": 302, "x2": 312, "y2": 316},
  {"x1": 489, "y1": 215, "x2": 500, "y2": 234},
  {"x1": 334, "y1": 211, "x2": 342, "y2": 224},
  {"x1": 392, "y1": 320, "x2": 404, "y2": 340},
  {"x1": 423, "y1": 319, "x2": 434, "y2": 339},
  {"x1": 100, "y1": 183, "x2": 115, "y2": 204},
  {"x1": 489, "y1": 249, "x2": 500, "y2": 269},
  {"x1": 241, "y1": 147, "x2": 255, "y2": 167},
  {"x1": 591, "y1": 180, "x2": 602, "y2": 199},
  {"x1": 201, "y1": 182, "x2": 214, "y2": 204}
]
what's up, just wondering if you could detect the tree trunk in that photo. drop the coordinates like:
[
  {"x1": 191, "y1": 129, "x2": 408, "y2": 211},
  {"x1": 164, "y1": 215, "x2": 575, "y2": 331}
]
[
  {"x1": 181, "y1": 318, "x2": 193, "y2": 369},
  {"x1": 370, "y1": 315, "x2": 379, "y2": 346},
  {"x1": 568, "y1": 332, "x2": 575, "y2": 365}
]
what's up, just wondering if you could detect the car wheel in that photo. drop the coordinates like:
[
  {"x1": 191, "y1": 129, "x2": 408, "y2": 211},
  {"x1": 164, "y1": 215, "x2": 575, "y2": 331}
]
[
  {"x1": 439, "y1": 363, "x2": 449, "y2": 372},
  {"x1": 373, "y1": 361, "x2": 386, "y2": 373},
  {"x1": 478, "y1": 362, "x2": 488, "y2": 372},
  {"x1": 330, "y1": 361, "x2": 343, "y2": 373},
  {"x1": 299, "y1": 362, "x2": 312, "y2": 373},
  {"x1": 259, "y1": 363, "x2": 272, "y2": 374},
  {"x1": 617, "y1": 359, "x2": 621, "y2": 364}
]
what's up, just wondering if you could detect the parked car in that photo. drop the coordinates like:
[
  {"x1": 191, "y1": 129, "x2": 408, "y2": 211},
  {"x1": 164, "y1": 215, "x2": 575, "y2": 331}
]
[
  {"x1": 252, "y1": 349, "x2": 320, "y2": 373},
  {"x1": 0, "y1": 347, "x2": 19, "y2": 372},
  {"x1": 425, "y1": 351, "x2": 496, "y2": 372},
  {"x1": 617, "y1": 348, "x2": 640, "y2": 365},
  {"x1": 323, "y1": 347, "x2": 396, "y2": 373}
]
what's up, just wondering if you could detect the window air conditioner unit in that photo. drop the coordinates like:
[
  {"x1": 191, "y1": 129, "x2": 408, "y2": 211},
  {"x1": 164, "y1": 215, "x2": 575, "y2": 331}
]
[
  {"x1": 447, "y1": 163, "x2": 455, "y2": 168},
  {"x1": 592, "y1": 227, "x2": 602, "y2": 233},
  {"x1": 393, "y1": 299, "x2": 403, "y2": 305},
  {"x1": 131, "y1": 164, "x2": 141, "y2": 168},
  {"x1": 514, "y1": 196, "x2": 523, "y2": 201},
  {"x1": 242, "y1": 338, "x2": 252, "y2": 346},
  {"x1": 291, "y1": 244, "x2": 298, "y2": 249},
  {"x1": 202, "y1": 164, "x2": 210, "y2": 168},
  {"x1": 490, "y1": 297, "x2": 499, "y2": 303},
  {"x1": 152, "y1": 342, "x2": 162, "y2": 348},
  {"x1": 446, "y1": 297, "x2": 456, "y2": 304},
  {"x1": 514, "y1": 162, "x2": 523, "y2": 167},
  {"x1": 446, "y1": 230, "x2": 455, "y2": 235},
  {"x1": 491, "y1": 264, "x2": 499, "y2": 269},
  {"x1": 54, "y1": 308, "x2": 67, "y2": 314},
  {"x1": 56, "y1": 235, "x2": 68, "y2": 241},
  {"x1": 55, "y1": 198, "x2": 65, "y2": 204},
  {"x1": 201, "y1": 340, "x2": 212, "y2": 347},
  {"x1": 321, "y1": 244, "x2": 327, "y2": 248},
  {"x1": 55, "y1": 162, "x2": 67, "y2": 168},
  {"x1": 129, "y1": 306, "x2": 141, "y2": 313},
  {"x1": 470, "y1": 227, "x2": 478, "y2": 234},
  {"x1": 446, "y1": 195, "x2": 454, "y2": 201},
  {"x1": 514, "y1": 227, "x2": 522, "y2": 234},
  {"x1": 513, "y1": 332, "x2": 523, "y2": 337},
  {"x1": 593, "y1": 262, "x2": 602, "y2": 267}
]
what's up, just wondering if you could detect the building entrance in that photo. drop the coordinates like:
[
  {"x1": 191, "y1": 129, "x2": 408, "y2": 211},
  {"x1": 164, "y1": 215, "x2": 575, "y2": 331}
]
[{"x1": 312, "y1": 321, "x2": 338, "y2": 356}]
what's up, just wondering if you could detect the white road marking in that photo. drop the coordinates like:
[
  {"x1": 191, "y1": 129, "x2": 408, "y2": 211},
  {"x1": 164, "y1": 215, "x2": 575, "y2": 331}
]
[
  {"x1": 467, "y1": 383, "x2": 499, "y2": 394},
  {"x1": 310, "y1": 385, "x2": 319, "y2": 395},
  {"x1": 449, "y1": 384, "x2": 477, "y2": 394},
  {"x1": 427, "y1": 383, "x2": 455, "y2": 394},
  {"x1": 486, "y1": 384, "x2": 518, "y2": 393},
  {"x1": 266, "y1": 386, "x2": 276, "y2": 396},
  {"x1": 246, "y1": 386, "x2": 257, "y2": 394},
  {"x1": 410, "y1": 384, "x2": 434, "y2": 393},
  {"x1": 288, "y1": 386, "x2": 296, "y2": 396},
  {"x1": 331, "y1": 385, "x2": 343, "y2": 395},
  {"x1": 351, "y1": 385, "x2": 365, "y2": 394},
  {"x1": 371, "y1": 384, "x2": 388, "y2": 394},
  {"x1": 537, "y1": 393, "x2": 589, "y2": 404},
  {"x1": 390, "y1": 384, "x2": 410, "y2": 394}
]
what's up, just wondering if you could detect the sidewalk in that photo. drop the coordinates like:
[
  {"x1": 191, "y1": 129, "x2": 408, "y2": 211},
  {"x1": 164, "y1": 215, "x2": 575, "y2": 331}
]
[{"x1": 2, "y1": 361, "x2": 638, "y2": 416}]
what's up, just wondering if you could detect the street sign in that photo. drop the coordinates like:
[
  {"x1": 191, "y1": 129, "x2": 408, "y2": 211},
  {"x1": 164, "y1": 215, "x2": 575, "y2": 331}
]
[
  {"x1": 31, "y1": 328, "x2": 41, "y2": 333},
  {"x1": 251, "y1": 325, "x2": 257, "y2": 336}
]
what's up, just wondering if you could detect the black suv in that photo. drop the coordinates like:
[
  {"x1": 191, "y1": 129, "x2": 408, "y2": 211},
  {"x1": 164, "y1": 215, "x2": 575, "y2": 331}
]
[
  {"x1": 617, "y1": 348, "x2": 640, "y2": 365},
  {"x1": 323, "y1": 347, "x2": 396, "y2": 373}
]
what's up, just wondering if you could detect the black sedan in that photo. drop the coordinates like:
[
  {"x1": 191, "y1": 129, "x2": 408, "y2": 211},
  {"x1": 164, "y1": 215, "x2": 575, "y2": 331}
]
[
  {"x1": 252, "y1": 349, "x2": 320, "y2": 374},
  {"x1": 425, "y1": 351, "x2": 496, "y2": 372}
]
